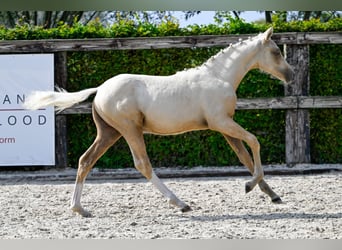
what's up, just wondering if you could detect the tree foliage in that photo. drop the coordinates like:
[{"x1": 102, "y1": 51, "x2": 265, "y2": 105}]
[
  {"x1": 0, "y1": 11, "x2": 106, "y2": 28},
  {"x1": 1, "y1": 11, "x2": 340, "y2": 30},
  {"x1": 183, "y1": 11, "x2": 341, "y2": 24},
  {"x1": 0, "y1": 11, "x2": 176, "y2": 28}
]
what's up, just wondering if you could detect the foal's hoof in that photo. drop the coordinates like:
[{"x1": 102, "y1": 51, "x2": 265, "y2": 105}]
[
  {"x1": 80, "y1": 210, "x2": 93, "y2": 218},
  {"x1": 181, "y1": 205, "x2": 192, "y2": 213},
  {"x1": 245, "y1": 182, "x2": 253, "y2": 193},
  {"x1": 271, "y1": 196, "x2": 283, "y2": 204},
  {"x1": 71, "y1": 206, "x2": 93, "y2": 218}
]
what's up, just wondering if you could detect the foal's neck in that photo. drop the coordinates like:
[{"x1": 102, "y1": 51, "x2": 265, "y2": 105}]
[{"x1": 201, "y1": 38, "x2": 260, "y2": 91}]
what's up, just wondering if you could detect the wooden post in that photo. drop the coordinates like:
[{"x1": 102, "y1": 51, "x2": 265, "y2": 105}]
[
  {"x1": 54, "y1": 52, "x2": 68, "y2": 168},
  {"x1": 284, "y1": 44, "x2": 311, "y2": 165}
]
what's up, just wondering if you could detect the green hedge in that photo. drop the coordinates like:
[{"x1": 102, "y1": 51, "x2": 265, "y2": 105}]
[
  {"x1": 309, "y1": 44, "x2": 342, "y2": 163},
  {"x1": 1, "y1": 18, "x2": 341, "y2": 168}
]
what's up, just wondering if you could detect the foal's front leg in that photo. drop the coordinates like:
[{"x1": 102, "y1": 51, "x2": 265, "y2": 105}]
[
  {"x1": 210, "y1": 117, "x2": 264, "y2": 193},
  {"x1": 223, "y1": 135, "x2": 282, "y2": 203}
]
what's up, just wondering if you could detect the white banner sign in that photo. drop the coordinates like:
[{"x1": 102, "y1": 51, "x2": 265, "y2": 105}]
[{"x1": 0, "y1": 54, "x2": 55, "y2": 166}]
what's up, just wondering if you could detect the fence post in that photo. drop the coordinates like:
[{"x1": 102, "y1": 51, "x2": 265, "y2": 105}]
[
  {"x1": 284, "y1": 44, "x2": 311, "y2": 165},
  {"x1": 54, "y1": 52, "x2": 68, "y2": 168}
]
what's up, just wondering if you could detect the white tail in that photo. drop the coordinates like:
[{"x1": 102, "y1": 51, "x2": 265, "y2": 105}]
[{"x1": 24, "y1": 87, "x2": 98, "y2": 112}]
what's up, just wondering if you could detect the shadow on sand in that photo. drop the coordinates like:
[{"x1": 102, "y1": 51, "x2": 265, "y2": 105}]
[{"x1": 181, "y1": 212, "x2": 342, "y2": 222}]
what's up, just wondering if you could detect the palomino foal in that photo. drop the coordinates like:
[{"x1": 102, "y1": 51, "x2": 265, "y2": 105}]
[{"x1": 25, "y1": 27, "x2": 294, "y2": 217}]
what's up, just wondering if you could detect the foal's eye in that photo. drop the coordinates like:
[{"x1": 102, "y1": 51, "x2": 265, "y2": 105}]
[{"x1": 272, "y1": 50, "x2": 281, "y2": 57}]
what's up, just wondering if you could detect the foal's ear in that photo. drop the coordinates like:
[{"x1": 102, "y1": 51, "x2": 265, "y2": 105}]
[{"x1": 263, "y1": 27, "x2": 273, "y2": 42}]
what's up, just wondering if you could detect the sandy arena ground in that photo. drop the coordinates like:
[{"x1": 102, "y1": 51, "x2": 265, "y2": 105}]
[{"x1": 0, "y1": 168, "x2": 341, "y2": 239}]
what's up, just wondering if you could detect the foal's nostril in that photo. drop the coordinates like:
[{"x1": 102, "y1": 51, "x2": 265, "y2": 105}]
[{"x1": 285, "y1": 68, "x2": 295, "y2": 84}]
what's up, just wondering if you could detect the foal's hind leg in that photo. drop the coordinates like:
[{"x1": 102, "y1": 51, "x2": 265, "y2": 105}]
[
  {"x1": 122, "y1": 126, "x2": 191, "y2": 212},
  {"x1": 70, "y1": 107, "x2": 121, "y2": 217},
  {"x1": 223, "y1": 135, "x2": 282, "y2": 203}
]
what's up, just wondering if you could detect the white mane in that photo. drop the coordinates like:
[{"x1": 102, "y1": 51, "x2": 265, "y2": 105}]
[{"x1": 177, "y1": 33, "x2": 261, "y2": 75}]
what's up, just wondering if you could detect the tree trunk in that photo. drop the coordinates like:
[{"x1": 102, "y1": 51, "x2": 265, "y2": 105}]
[
  {"x1": 265, "y1": 11, "x2": 272, "y2": 23},
  {"x1": 6, "y1": 11, "x2": 17, "y2": 27},
  {"x1": 303, "y1": 11, "x2": 312, "y2": 20},
  {"x1": 232, "y1": 11, "x2": 240, "y2": 20},
  {"x1": 44, "y1": 11, "x2": 53, "y2": 28}
]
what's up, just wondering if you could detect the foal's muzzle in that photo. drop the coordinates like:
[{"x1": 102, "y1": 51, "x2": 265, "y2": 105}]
[{"x1": 284, "y1": 67, "x2": 295, "y2": 84}]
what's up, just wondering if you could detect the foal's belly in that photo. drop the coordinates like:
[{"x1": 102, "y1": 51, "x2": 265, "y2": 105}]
[{"x1": 142, "y1": 110, "x2": 208, "y2": 135}]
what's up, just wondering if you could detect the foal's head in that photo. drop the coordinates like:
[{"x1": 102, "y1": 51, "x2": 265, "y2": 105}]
[{"x1": 255, "y1": 27, "x2": 294, "y2": 84}]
